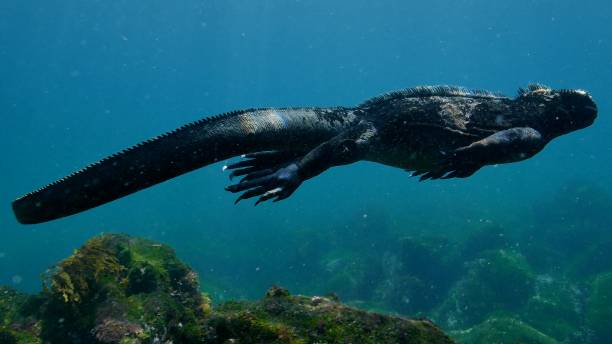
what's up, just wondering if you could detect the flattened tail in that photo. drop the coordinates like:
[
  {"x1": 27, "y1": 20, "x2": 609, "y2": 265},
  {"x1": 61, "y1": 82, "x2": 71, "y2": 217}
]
[{"x1": 11, "y1": 109, "x2": 269, "y2": 224}]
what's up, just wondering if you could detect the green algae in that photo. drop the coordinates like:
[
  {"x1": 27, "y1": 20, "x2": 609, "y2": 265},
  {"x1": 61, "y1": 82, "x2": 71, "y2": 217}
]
[
  {"x1": 0, "y1": 287, "x2": 41, "y2": 344},
  {"x1": 459, "y1": 225, "x2": 510, "y2": 261},
  {"x1": 0, "y1": 287, "x2": 30, "y2": 327},
  {"x1": 0, "y1": 328, "x2": 41, "y2": 344},
  {"x1": 523, "y1": 277, "x2": 582, "y2": 342},
  {"x1": 567, "y1": 240, "x2": 612, "y2": 279},
  {"x1": 204, "y1": 286, "x2": 454, "y2": 344},
  {"x1": 434, "y1": 249, "x2": 535, "y2": 329},
  {"x1": 586, "y1": 272, "x2": 612, "y2": 344},
  {"x1": 0, "y1": 234, "x2": 453, "y2": 344},
  {"x1": 38, "y1": 234, "x2": 209, "y2": 343},
  {"x1": 451, "y1": 317, "x2": 557, "y2": 344}
]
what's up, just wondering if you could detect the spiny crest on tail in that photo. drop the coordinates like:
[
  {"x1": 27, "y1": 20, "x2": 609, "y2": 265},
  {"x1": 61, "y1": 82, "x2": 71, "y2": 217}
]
[
  {"x1": 359, "y1": 85, "x2": 508, "y2": 108},
  {"x1": 13, "y1": 109, "x2": 255, "y2": 201}
]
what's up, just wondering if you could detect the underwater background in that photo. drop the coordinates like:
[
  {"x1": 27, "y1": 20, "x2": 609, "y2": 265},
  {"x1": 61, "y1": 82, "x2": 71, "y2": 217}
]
[{"x1": 1, "y1": 1, "x2": 611, "y2": 342}]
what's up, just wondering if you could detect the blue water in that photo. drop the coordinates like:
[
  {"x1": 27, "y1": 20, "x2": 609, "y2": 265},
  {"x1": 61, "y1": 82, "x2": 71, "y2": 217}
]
[{"x1": 1, "y1": 0, "x2": 611, "y2": 340}]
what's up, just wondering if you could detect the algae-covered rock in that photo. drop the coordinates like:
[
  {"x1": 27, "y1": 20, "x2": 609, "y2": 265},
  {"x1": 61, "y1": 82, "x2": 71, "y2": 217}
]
[
  {"x1": 397, "y1": 236, "x2": 460, "y2": 289},
  {"x1": 567, "y1": 240, "x2": 612, "y2": 279},
  {"x1": 526, "y1": 181, "x2": 612, "y2": 271},
  {"x1": 39, "y1": 234, "x2": 209, "y2": 343},
  {"x1": 319, "y1": 250, "x2": 382, "y2": 301},
  {"x1": 0, "y1": 287, "x2": 30, "y2": 326},
  {"x1": 451, "y1": 317, "x2": 557, "y2": 344},
  {"x1": 374, "y1": 274, "x2": 437, "y2": 315},
  {"x1": 0, "y1": 234, "x2": 455, "y2": 344},
  {"x1": 203, "y1": 286, "x2": 454, "y2": 344},
  {"x1": 586, "y1": 272, "x2": 612, "y2": 344},
  {"x1": 0, "y1": 287, "x2": 41, "y2": 344},
  {"x1": 371, "y1": 236, "x2": 461, "y2": 315},
  {"x1": 459, "y1": 225, "x2": 510, "y2": 261},
  {"x1": 523, "y1": 276, "x2": 582, "y2": 341},
  {"x1": 435, "y1": 250, "x2": 535, "y2": 329}
]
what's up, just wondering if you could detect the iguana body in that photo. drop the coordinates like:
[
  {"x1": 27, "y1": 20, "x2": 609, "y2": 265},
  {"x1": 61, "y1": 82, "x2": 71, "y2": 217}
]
[{"x1": 12, "y1": 84, "x2": 597, "y2": 224}]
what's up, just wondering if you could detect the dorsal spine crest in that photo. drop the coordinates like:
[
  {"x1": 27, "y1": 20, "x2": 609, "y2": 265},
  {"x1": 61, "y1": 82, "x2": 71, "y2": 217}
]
[{"x1": 359, "y1": 85, "x2": 507, "y2": 108}]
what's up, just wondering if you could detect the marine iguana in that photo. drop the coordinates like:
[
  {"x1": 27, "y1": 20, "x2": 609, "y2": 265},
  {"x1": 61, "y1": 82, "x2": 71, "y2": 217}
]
[{"x1": 12, "y1": 84, "x2": 597, "y2": 224}]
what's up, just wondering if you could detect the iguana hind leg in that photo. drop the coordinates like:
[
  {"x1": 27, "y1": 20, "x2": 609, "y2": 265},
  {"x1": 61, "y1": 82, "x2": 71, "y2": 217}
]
[{"x1": 225, "y1": 121, "x2": 377, "y2": 205}]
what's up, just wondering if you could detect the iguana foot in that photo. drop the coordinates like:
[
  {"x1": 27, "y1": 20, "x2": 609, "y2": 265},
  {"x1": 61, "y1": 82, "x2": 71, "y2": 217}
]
[
  {"x1": 224, "y1": 151, "x2": 304, "y2": 204},
  {"x1": 413, "y1": 147, "x2": 481, "y2": 181},
  {"x1": 223, "y1": 150, "x2": 302, "y2": 181},
  {"x1": 225, "y1": 163, "x2": 302, "y2": 205}
]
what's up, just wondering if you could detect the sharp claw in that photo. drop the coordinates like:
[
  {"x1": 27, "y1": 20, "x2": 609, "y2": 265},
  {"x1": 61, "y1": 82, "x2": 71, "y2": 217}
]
[
  {"x1": 234, "y1": 186, "x2": 268, "y2": 204},
  {"x1": 255, "y1": 187, "x2": 282, "y2": 206},
  {"x1": 227, "y1": 160, "x2": 255, "y2": 170},
  {"x1": 240, "y1": 169, "x2": 274, "y2": 183},
  {"x1": 229, "y1": 166, "x2": 259, "y2": 180},
  {"x1": 419, "y1": 173, "x2": 432, "y2": 182},
  {"x1": 273, "y1": 189, "x2": 294, "y2": 202},
  {"x1": 226, "y1": 176, "x2": 272, "y2": 193},
  {"x1": 441, "y1": 171, "x2": 458, "y2": 179},
  {"x1": 243, "y1": 150, "x2": 280, "y2": 159}
]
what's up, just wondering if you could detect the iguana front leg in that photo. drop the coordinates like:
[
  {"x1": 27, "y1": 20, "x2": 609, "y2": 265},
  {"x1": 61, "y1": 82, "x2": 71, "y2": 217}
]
[
  {"x1": 418, "y1": 127, "x2": 546, "y2": 180},
  {"x1": 225, "y1": 121, "x2": 377, "y2": 204}
]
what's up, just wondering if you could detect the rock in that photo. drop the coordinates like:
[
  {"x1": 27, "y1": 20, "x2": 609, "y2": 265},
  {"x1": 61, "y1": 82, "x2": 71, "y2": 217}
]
[
  {"x1": 434, "y1": 249, "x2": 535, "y2": 329},
  {"x1": 459, "y1": 225, "x2": 510, "y2": 261},
  {"x1": 203, "y1": 286, "x2": 454, "y2": 344},
  {"x1": 0, "y1": 287, "x2": 41, "y2": 344},
  {"x1": 369, "y1": 236, "x2": 461, "y2": 315},
  {"x1": 523, "y1": 275, "x2": 583, "y2": 341},
  {"x1": 451, "y1": 317, "x2": 557, "y2": 344},
  {"x1": 1, "y1": 287, "x2": 30, "y2": 326},
  {"x1": 319, "y1": 250, "x2": 381, "y2": 301},
  {"x1": 39, "y1": 234, "x2": 209, "y2": 343},
  {"x1": 525, "y1": 181, "x2": 612, "y2": 271},
  {"x1": 397, "y1": 236, "x2": 460, "y2": 287},
  {"x1": 0, "y1": 234, "x2": 455, "y2": 344},
  {"x1": 567, "y1": 240, "x2": 612, "y2": 278},
  {"x1": 586, "y1": 272, "x2": 612, "y2": 344},
  {"x1": 374, "y1": 274, "x2": 438, "y2": 315}
]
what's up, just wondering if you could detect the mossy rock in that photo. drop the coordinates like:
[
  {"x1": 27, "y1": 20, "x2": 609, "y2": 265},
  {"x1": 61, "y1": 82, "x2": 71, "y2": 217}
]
[
  {"x1": 528, "y1": 181, "x2": 612, "y2": 269},
  {"x1": 204, "y1": 286, "x2": 455, "y2": 344},
  {"x1": 373, "y1": 275, "x2": 440, "y2": 315},
  {"x1": 0, "y1": 327, "x2": 41, "y2": 344},
  {"x1": 1, "y1": 234, "x2": 456, "y2": 344},
  {"x1": 451, "y1": 317, "x2": 557, "y2": 344},
  {"x1": 319, "y1": 250, "x2": 381, "y2": 301},
  {"x1": 0, "y1": 287, "x2": 41, "y2": 343},
  {"x1": 398, "y1": 236, "x2": 461, "y2": 287},
  {"x1": 586, "y1": 272, "x2": 612, "y2": 344},
  {"x1": 38, "y1": 234, "x2": 209, "y2": 343},
  {"x1": 434, "y1": 250, "x2": 535, "y2": 329},
  {"x1": 459, "y1": 225, "x2": 510, "y2": 261},
  {"x1": 523, "y1": 276, "x2": 581, "y2": 341},
  {"x1": 0, "y1": 287, "x2": 29, "y2": 326},
  {"x1": 567, "y1": 240, "x2": 612, "y2": 278}
]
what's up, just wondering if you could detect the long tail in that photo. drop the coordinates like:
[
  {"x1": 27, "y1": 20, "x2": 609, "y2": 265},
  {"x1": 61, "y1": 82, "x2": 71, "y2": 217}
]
[{"x1": 12, "y1": 107, "x2": 347, "y2": 224}]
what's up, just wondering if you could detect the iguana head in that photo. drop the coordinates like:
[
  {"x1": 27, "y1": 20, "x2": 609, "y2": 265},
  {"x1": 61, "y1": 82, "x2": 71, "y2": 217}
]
[{"x1": 517, "y1": 84, "x2": 597, "y2": 137}]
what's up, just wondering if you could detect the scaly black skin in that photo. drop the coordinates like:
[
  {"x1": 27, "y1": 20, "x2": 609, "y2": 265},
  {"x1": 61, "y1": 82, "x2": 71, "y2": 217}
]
[{"x1": 12, "y1": 84, "x2": 597, "y2": 224}]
